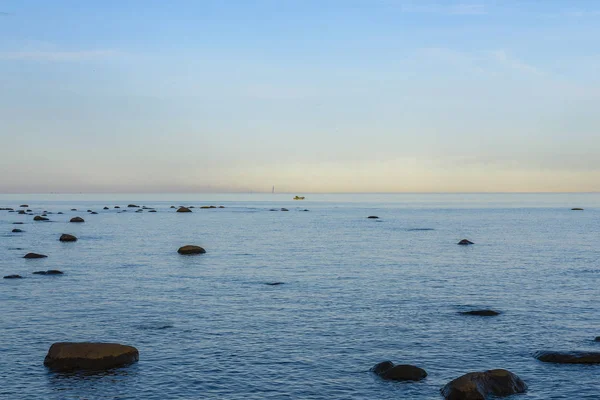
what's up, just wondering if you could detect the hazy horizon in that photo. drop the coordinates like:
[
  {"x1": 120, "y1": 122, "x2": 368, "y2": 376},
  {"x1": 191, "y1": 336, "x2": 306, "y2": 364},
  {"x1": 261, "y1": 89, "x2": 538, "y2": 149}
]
[{"x1": 1, "y1": 0, "x2": 599, "y2": 193}]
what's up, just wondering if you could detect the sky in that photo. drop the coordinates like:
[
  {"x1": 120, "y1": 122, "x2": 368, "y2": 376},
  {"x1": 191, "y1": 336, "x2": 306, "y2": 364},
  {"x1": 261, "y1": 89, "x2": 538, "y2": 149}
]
[{"x1": 0, "y1": 0, "x2": 599, "y2": 193}]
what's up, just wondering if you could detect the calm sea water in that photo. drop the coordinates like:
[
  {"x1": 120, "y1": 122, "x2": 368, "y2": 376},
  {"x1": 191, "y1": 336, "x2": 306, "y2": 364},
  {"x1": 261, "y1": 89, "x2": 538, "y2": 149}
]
[{"x1": 1, "y1": 193, "x2": 599, "y2": 399}]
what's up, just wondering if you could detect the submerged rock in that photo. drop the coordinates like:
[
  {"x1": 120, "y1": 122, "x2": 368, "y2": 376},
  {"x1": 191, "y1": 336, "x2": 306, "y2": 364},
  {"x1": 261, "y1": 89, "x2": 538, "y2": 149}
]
[
  {"x1": 20, "y1": 204, "x2": 29, "y2": 208},
  {"x1": 44, "y1": 342, "x2": 139, "y2": 371},
  {"x1": 127, "y1": 204, "x2": 139, "y2": 208},
  {"x1": 3, "y1": 274, "x2": 23, "y2": 279},
  {"x1": 149, "y1": 210, "x2": 157, "y2": 213},
  {"x1": 33, "y1": 215, "x2": 49, "y2": 221},
  {"x1": 265, "y1": 282, "x2": 285, "y2": 286},
  {"x1": 177, "y1": 245, "x2": 206, "y2": 255},
  {"x1": 114, "y1": 206, "x2": 120, "y2": 209},
  {"x1": 571, "y1": 208, "x2": 584, "y2": 211},
  {"x1": 370, "y1": 360, "x2": 427, "y2": 381},
  {"x1": 219, "y1": 206, "x2": 225, "y2": 208},
  {"x1": 18, "y1": 210, "x2": 26, "y2": 215},
  {"x1": 59, "y1": 234, "x2": 77, "y2": 242},
  {"x1": 90, "y1": 211, "x2": 98, "y2": 215},
  {"x1": 24, "y1": 253, "x2": 48, "y2": 259},
  {"x1": 70, "y1": 217, "x2": 85, "y2": 223},
  {"x1": 441, "y1": 369, "x2": 527, "y2": 400},
  {"x1": 12, "y1": 222, "x2": 23, "y2": 224},
  {"x1": 281, "y1": 208, "x2": 289, "y2": 211},
  {"x1": 534, "y1": 351, "x2": 600, "y2": 364},
  {"x1": 33, "y1": 270, "x2": 63, "y2": 275},
  {"x1": 170, "y1": 206, "x2": 176, "y2": 209},
  {"x1": 460, "y1": 310, "x2": 500, "y2": 317},
  {"x1": 71, "y1": 209, "x2": 77, "y2": 211},
  {"x1": 57, "y1": 212, "x2": 63, "y2": 215},
  {"x1": 12, "y1": 228, "x2": 23, "y2": 233},
  {"x1": 367, "y1": 216, "x2": 379, "y2": 219},
  {"x1": 458, "y1": 239, "x2": 474, "y2": 245},
  {"x1": 177, "y1": 207, "x2": 192, "y2": 213}
]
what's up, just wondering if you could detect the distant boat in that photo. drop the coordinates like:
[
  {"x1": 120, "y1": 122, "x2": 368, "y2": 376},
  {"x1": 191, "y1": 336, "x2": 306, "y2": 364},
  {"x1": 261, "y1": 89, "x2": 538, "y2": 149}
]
[{"x1": 293, "y1": 196, "x2": 305, "y2": 200}]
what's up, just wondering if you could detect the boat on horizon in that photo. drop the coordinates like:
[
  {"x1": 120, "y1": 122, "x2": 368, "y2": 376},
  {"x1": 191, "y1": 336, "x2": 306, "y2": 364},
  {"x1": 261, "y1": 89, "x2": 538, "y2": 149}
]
[{"x1": 293, "y1": 196, "x2": 305, "y2": 200}]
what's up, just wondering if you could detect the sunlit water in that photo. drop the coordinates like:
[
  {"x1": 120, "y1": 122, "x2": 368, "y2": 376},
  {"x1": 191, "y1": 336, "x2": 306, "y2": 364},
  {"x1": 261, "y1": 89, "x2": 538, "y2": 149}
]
[{"x1": 1, "y1": 193, "x2": 599, "y2": 399}]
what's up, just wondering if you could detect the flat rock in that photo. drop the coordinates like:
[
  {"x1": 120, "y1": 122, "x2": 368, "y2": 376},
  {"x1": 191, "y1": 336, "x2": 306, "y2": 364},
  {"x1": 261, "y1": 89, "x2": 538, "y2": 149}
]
[
  {"x1": 177, "y1": 207, "x2": 192, "y2": 213},
  {"x1": 20, "y1": 204, "x2": 29, "y2": 208},
  {"x1": 3, "y1": 274, "x2": 23, "y2": 279},
  {"x1": 460, "y1": 309, "x2": 500, "y2": 317},
  {"x1": 70, "y1": 217, "x2": 85, "y2": 223},
  {"x1": 114, "y1": 206, "x2": 120, "y2": 208},
  {"x1": 12, "y1": 228, "x2": 23, "y2": 233},
  {"x1": 370, "y1": 360, "x2": 427, "y2": 381},
  {"x1": 571, "y1": 208, "x2": 584, "y2": 211},
  {"x1": 33, "y1": 270, "x2": 63, "y2": 275},
  {"x1": 458, "y1": 239, "x2": 474, "y2": 245},
  {"x1": 177, "y1": 245, "x2": 206, "y2": 255},
  {"x1": 265, "y1": 282, "x2": 285, "y2": 286},
  {"x1": 24, "y1": 253, "x2": 48, "y2": 259},
  {"x1": 71, "y1": 209, "x2": 77, "y2": 211},
  {"x1": 441, "y1": 369, "x2": 527, "y2": 400},
  {"x1": 595, "y1": 337, "x2": 600, "y2": 342},
  {"x1": 534, "y1": 351, "x2": 600, "y2": 364},
  {"x1": 13, "y1": 222, "x2": 24, "y2": 224},
  {"x1": 281, "y1": 208, "x2": 289, "y2": 211},
  {"x1": 33, "y1": 216, "x2": 49, "y2": 221},
  {"x1": 367, "y1": 216, "x2": 379, "y2": 219},
  {"x1": 127, "y1": 204, "x2": 139, "y2": 208},
  {"x1": 149, "y1": 210, "x2": 157, "y2": 212},
  {"x1": 44, "y1": 342, "x2": 139, "y2": 371},
  {"x1": 59, "y1": 234, "x2": 77, "y2": 242}
]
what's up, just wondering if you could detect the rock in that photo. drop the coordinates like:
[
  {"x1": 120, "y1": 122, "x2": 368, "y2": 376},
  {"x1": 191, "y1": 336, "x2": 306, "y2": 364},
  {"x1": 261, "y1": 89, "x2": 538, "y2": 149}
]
[
  {"x1": 103, "y1": 207, "x2": 109, "y2": 210},
  {"x1": 265, "y1": 282, "x2": 285, "y2": 286},
  {"x1": 33, "y1": 270, "x2": 63, "y2": 275},
  {"x1": 370, "y1": 360, "x2": 427, "y2": 381},
  {"x1": 70, "y1": 217, "x2": 85, "y2": 223},
  {"x1": 595, "y1": 337, "x2": 600, "y2": 342},
  {"x1": 302, "y1": 209, "x2": 309, "y2": 211},
  {"x1": 571, "y1": 208, "x2": 584, "y2": 211},
  {"x1": 177, "y1": 245, "x2": 206, "y2": 255},
  {"x1": 0, "y1": 207, "x2": 14, "y2": 210},
  {"x1": 43, "y1": 342, "x2": 139, "y2": 371},
  {"x1": 177, "y1": 207, "x2": 192, "y2": 213},
  {"x1": 367, "y1": 216, "x2": 379, "y2": 219},
  {"x1": 71, "y1": 209, "x2": 77, "y2": 211},
  {"x1": 12, "y1": 228, "x2": 23, "y2": 233},
  {"x1": 3, "y1": 274, "x2": 23, "y2": 279},
  {"x1": 18, "y1": 210, "x2": 26, "y2": 215},
  {"x1": 127, "y1": 204, "x2": 139, "y2": 208},
  {"x1": 59, "y1": 234, "x2": 77, "y2": 242},
  {"x1": 441, "y1": 369, "x2": 527, "y2": 400},
  {"x1": 281, "y1": 208, "x2": 289, "y2": 211},
  {"x1": 24, "y1": 253, "x2": 48, "y2": 259},
  {"x1": 170, "y1": 206, "x2": 176, "y2": 208},
  {"x1": 458, "y1": 239, "x2": 474, "y2": 245},
  {"x1": 20, "y1": 204, "x2": 29, "y2": 208},
  {"x1": 136, "y1": 209, "x2": 143, "y2": 213},
  {"x1": 114, "y1": 206, "x2": 120, "y2": 208},
  {"x1": 91, "y1": 211, "x2": 98, "y2": 215},
  {"x1": 188, "y1": 206, "x2": 195, "y2": 209},
  {"x1": 269, "y1": 209, "x2": 278, "y2": 211},
  {"x1": 12, "y1": 222, "x2": 23, "y2": 224},
  {"x1": 57, "y1": 212, "x2": 63, "y2": 215},
  {"x1": 87, "y1": 210, "x2": 92, "y2": 213},
  {"x1": 534, "y1": 351, "x2": 600, "y2": 364},
  {"x1": 219, "y1": 206, "x2": 225, "y2": 208},
  {"x1": 460, "y1": 310, "x2": 500, "y2": 317},
  {"x1": 33, "y1": 215, "x2": 49, "y2": 221},
  {"x1": 200, "y1": 206, "x2": 211, "y2": 209}
]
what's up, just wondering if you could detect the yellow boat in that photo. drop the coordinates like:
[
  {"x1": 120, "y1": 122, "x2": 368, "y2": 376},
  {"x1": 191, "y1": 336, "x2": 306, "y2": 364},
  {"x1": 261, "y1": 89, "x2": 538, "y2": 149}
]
[{"x1": 293, "y1": 196, "x2": 305, "y2": 200}]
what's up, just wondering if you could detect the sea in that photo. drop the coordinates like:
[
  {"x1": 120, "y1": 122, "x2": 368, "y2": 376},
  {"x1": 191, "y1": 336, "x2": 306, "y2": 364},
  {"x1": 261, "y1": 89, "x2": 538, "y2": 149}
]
[{"x1": 1, "y1": 193, "x2": 598, "y2": 399}]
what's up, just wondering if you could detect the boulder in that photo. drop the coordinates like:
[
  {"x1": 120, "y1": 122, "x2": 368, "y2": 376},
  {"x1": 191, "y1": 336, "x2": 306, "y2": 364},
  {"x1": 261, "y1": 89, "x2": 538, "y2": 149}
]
[
  {"x1": 33, "y1": 215, "x2": 49, "y2": 221},
  {"x1": 24, "y1": 253, "x2": 48, "y2": 259},
  {"x1": 87, "y1": 210, "x2": 92, "y2": 213},
  {"x1": 170, "y1": 206, "x2": 176, "y2": 209},
  {"x1": 71, "y1": 209, "x2": 77, "y2": 211},
  {"x1": 13, "y1": 222, "x2": 24, "y2": 224},
  {"x1": 595, "y1": 337, "x2": 600, "y2": 342},
  {"x1": 367, "y1": 216, "x2": 379, "y2": 219},
  {"x1": 18, "y1": 210, "x2": 26, "y2": 215},
  {"x1": 149, "y1": 210, "x2": 157, "y2": 213},
  {"x1": 43, "y1": 342, "x2": 139, "y2": 371},
  {"x1": 20, "y1": 204, "x2": 29, "y2": 208},
  {"x1": 3, "y1": 274, "x2": 23, "y2": 279},
  {"x1": 265, "y1": 282, "x2": 285, "y2": 286},
  {"x1": 103, "y1": 207, "x2": 109, "y2": 210},
  {"x1": 91, "y1": 211, "x2": 98, "y2": 215},
  {"x1": 127, "y1": 204, "x2": 139, "y2": 208},
  {"x1": 12, "y1": 228, "x2": 23, "y2": 233},
  {"x1": 114, "y1": 206, "x2": 120, "y2": 208},
  {"x1": 281, "y1": 208, "x2": 289, "y2": 211},
  {"x1": 370, "y1": 360, "x2": 427, "y2": 381},
  {"x1": 534, "y1": 351, "x2": 600, "y2": 364},
  {"x1": 571, "y1": 208, "x2": 584, "y2": 211},
  {"x1": 70, "y1": 217, "x2": 85, "y2": 223},
  {"x1": 458, "y1": 239, "x2": 474, "y2": 245},
  {"x1": 177, "y1": 245, "x2": 206, "y2": 255},
  {"x1": 33, "y1": 270, "x2": 63, "y2": 275},
  {"x1": 59, "y1": 234, "x2": 77, "y2": 242},
  {"x1": 441, "y1": 369, "x2": 527, "y2": 400},
  {"x1": 177, "y1": 207, "x2": 192, "y2": 213},
  {"x1": 460, "y1": 310, "x2": 500, "y2": 317},
  {"x1": 57, "y1": 212, "x2": 63, "y2": 215}
]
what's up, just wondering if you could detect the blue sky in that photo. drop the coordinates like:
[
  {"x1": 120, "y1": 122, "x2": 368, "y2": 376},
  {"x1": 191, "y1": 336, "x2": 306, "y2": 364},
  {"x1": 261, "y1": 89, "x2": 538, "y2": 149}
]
[{"x1": 1, "y1": 0, "x2": 599, "y2": 193}]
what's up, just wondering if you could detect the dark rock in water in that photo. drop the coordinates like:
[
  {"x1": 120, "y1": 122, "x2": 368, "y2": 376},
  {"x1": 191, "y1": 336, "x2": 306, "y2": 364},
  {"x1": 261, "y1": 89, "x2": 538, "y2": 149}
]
[
  {"x1": 595, "y1": 337, "x2": 600, "y2": 342},
  {"x1": 91, "y1": 211, "x2": 98, "y2": 215},
  {"x1": 177, "y1": 207, "x2": 192, "y2": 213},
  {"x1": 18, "y1": 210, "x2": 26, "y2": 215},
  {"x1": 4, "y1": 274, "x2": 23, "y2": 279},
  {"x1": 33, "y1": 270, "x2": 63, "y2": 275},
  {"x1": 24, "y1": 253, "x2": 48, "y2": 259},
  {"x1": 0, "y1": 207, "x2": 14, "y2": 210},
  {"x1": 371, "y1": 360, "x2": 427, "y2": 381},
  {"x1": 114, "y1": 206, "x2": 120, "y2": 208},
  {"x1": 571, "y1": 208, "x2": 584, "y2": 211},
  {"x1": 13, "y1": 222, "x2": 23, "y2": 224},
  {"x1": 200, "y1": 206, "x2": 211, "y2": 209},
  {"x1": 44, "y1": 342, "x2": 139, "y2": 371},
  {"x1": 20, "y1": 204, "x2": 29, "y2": 208},
  {"x1": 27, "y1": 209, "x2": 32, "y2": 212},
  {"x1": 265, "y1": 282, "x2": 285, "y2": 286},
  {"x1": 87, "y1": 210, "x2": 92, "y2": 212},
  {"x1": 12, "y1": 228, "x2": 23, "y2": 233},
  {"x1": 269, "y1": 209, "x2": 278, "y2": 211},
  {"x1": 136, "y1": 209, "x2": 143, "y2": 213},
  {"x1": 302, "y1": 209, "x2": 309, "y2": 211},
  {"x1": 441, "y1": 369, "x2": 527, "y2": 400},
  {"x1": 534, "y1": 351, "x2": 600, "y2": 364},
  {"x1": 59, "y1": 234, "x2": 77, "y2": 242},
  {"x1": 367, "y1": 216, "x2": 379, "y2": 219},
  {"x1": 71, "y1": 208, "x2": 77, "y2": 211},
  {"x1": 281, "y1": 208, "x2": 289, "y2": 211},
  {"x1": 188, "y1": 206, "x2": 195, "y2": 209},
  {"x1": 170, "y1": 206, "x2": 176, "y2": 209},
  {"x1": 149, "y1": 210, "x2": 157, "y2": 212},
  {"x1": 458, "y1": 239, "x2": 474, "y2": 245},
  {"x1": 33, "y1": 215, "x2": 49, "y2": 221},
  {"x1": 177, "y1": 245, "x2": 206, "y2": 255},
  {"x1": 70, "y1": 217, "x2": 85, "y2": 223},
  {"x1": 103, "y1": 207, "x2": 109, "y2": 210},
  {"x1": 128, "y1": 204, "x2": 139, "y2": 208},
  {"x1": 57, "y1": 212, "x2": 63, "y2": 215},
  {"x1": 219, "y1": 206, "x2": 225, "y2": 208},
  {"x1": 460, "y1": 309, "x2": 500, "y2": 317}
]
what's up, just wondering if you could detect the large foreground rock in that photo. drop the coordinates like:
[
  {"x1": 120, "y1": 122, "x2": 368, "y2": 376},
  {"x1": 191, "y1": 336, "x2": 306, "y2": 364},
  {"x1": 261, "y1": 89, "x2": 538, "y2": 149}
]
[
  {"x1": 177, "y1": 207, "x2": 192, "y2": 213},
  {"x1": 371, "y1": 360, "x2": 427, "y2": 381},
  {"x1": 24, "y1": 253, "x2": 48, "y2": 259},
  {"x1": 44, "y1": 342, "x2": 139, "y2": 371},
  {"x1": 70, "y1": 217, "x2": 85, "y2": 223},
  {"x1": 178, "y1": 245, "x2": 206, "y2": 255},
  {"x1": 534, "y1": 351, "x2": 600, "y2": 364},
  {"x1": 441, "y1": 369, "x2": 527, "y2": 400},
  {"x1": 59, "y1": 234, "x2": 77, "y2": 242}
]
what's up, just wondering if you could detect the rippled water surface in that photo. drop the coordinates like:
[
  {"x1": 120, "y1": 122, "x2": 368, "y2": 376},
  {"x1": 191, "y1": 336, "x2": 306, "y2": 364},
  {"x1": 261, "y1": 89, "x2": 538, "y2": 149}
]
[{"x1": 1, "y1": 193, "x2": 599, "y2": 399}]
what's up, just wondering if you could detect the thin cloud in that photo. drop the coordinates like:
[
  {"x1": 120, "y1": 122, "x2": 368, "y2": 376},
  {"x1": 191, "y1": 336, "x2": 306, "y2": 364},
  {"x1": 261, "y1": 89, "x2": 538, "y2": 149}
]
[{"x1": 0, "y1": 49, "x2": 119, "y2": 62}]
